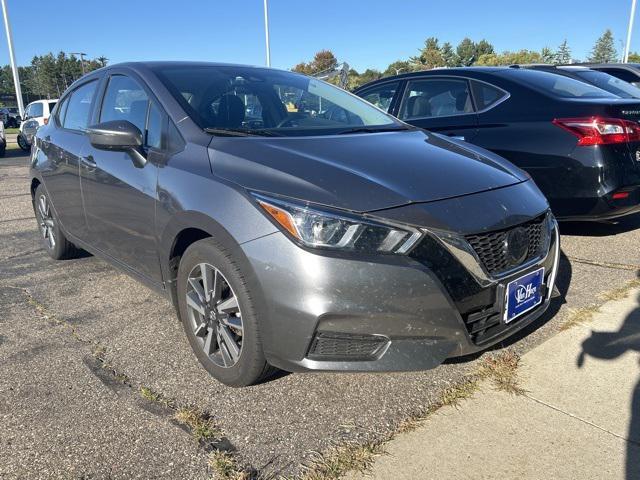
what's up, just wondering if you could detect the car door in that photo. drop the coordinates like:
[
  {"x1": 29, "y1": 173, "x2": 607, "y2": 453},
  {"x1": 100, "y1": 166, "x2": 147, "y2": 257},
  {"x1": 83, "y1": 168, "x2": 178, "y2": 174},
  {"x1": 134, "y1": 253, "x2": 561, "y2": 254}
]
[
  {"x1": 40, "y1": 79, "x2": 99, "y2": 241},
  {"x1": 80, "y1": 73, "x2": 165, "y2": 285},
  {"x1": 356, "y1": 80, "x2": 403, "y2": 113},
  {"x1": 396, "y1": 76, "x2": 478, "y2": 142}
]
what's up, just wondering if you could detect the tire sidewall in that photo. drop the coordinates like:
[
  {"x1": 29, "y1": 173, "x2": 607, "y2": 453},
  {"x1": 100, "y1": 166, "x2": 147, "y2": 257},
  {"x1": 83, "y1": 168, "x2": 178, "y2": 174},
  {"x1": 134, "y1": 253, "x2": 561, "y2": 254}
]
[{"x1": 177, "y1": 238, "x2": 266, "y2": 387}]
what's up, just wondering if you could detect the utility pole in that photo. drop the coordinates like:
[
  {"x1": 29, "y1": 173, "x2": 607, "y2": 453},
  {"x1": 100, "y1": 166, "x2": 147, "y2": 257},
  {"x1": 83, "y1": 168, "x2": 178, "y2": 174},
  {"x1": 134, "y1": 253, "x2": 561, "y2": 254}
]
[
  {"x1": 263, "y1": 0, "x2": 271, "y2": 67},
  {"x1": 0, "y1": 0, "x2": 24, "y2": 117},
  {"x1": 71, "y1": 52, "x2": 87, "y2": 75},
  {"x1": 624, "y1": 0, "x2": 638, "y2": 62}
]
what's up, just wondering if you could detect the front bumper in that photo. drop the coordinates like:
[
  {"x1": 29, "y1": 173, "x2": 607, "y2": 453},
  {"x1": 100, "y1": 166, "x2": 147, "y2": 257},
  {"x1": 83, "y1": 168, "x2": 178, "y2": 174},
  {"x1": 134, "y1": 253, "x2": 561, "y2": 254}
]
[{"x1": 240, "y1": 212, "x2": 560, "y2": 373}]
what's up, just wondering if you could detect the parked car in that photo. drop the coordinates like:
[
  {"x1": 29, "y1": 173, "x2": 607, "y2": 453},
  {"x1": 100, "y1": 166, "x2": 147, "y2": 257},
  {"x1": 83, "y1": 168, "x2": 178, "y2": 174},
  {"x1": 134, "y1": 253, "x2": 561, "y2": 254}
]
[
  {"x1": 17, "y1": 119, "x2": 39, "y2": 151},
  {"x1": 525, "y1": 65, "x2": 640, "y2": 99},
  {"x1": 355, "y1": 67, "x2": 640, "y2": 220},
  {"x1": 580, "y1": 63, "x2": 640, "y2": 88},
  {"x1": 30, "y1": 62, "x2": 559, "y2": 386},
  {"x1": 23, "y1": 99, "x2": 58, "y2": 127},
  {"x1": 0, "y1": 106, "x2": 21, "y2": 127},
  {"x1": 0, "y1": 119, "x2": 5, "y2": 156}
]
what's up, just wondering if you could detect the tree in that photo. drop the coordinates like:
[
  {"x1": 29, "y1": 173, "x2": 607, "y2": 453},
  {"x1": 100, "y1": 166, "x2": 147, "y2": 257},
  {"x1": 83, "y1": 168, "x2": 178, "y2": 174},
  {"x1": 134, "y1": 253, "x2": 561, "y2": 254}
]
[
  {"x1": 541, "y1": 47, "x2": 555, "y2": 64},
  {"x1": 456, "y1": 38, "x2": 476, "y2": 66},
  {"x1": 383, "y1": 60, "x2": 413, "y2": 77},
  {"x1": 475, "y1": 39, "x2": 495, "y2": 57},
  {"x1": 292, "y1": 50, "x2": 338, "y2": 75},
  {"x1": 441, "y1": 42, "x2": 459, "y2": 67},
  {"x1": 411, "y1": 37, "x2": 444, "y2": 69},
  {"x1": 629, "y1": 52, "x2": 640, "y2": 62},
  {"x1": 589, "y1": 29, "x2": 618, "y2": 63},
  {"x1": 555, "y1": 40, "x2": 572, "y2": 64},
  {"x1": 475, "y1": 50, "x2": 542, "y2": 66}
]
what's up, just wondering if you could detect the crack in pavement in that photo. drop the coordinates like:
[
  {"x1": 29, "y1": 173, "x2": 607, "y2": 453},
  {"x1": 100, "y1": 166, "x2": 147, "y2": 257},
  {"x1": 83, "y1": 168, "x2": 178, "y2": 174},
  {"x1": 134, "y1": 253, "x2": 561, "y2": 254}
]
[
  {"x1": 566, "y1": 255, "x2": 640, "y2": 271},
  {"x1": 0, "y1": 216, "x2": 35, "y2": 224},
  {"x1": 0, "y1": 248, "x2": 43, "y2": 264},
  {"x1": 523, "y1": 393, "x2": 640, "y2": 447},
  {"x1": 0, "y1": 193, "x2": 30, "y2": 199}
]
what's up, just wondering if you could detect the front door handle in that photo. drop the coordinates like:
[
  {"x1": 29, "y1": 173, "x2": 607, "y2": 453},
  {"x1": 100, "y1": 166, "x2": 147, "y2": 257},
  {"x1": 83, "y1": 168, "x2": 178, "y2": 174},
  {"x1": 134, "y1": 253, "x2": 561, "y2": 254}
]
[{"x1": 81, "y1": 155, "x2": 97, "y2": 171}]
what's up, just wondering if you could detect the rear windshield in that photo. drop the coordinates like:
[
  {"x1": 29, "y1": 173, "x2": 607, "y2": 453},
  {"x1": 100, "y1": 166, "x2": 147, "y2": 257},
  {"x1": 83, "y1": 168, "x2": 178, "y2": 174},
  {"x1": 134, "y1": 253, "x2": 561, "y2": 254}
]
[
  {"x1": 507, "y1": 69, "x2": 618, "y2": 99},
  {"x1": 570, "y1": 70, "x2": 640, "y2": 99},
  {"x1": 152, "y1": 64, "x2": 399, "y2": 137}
]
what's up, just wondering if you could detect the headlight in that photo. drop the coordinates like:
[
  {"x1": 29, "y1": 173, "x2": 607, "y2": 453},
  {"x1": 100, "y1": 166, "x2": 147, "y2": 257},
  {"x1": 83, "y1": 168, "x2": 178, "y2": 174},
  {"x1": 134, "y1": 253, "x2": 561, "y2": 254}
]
[{"x1": 254, "y1": 194, "x2": 423, "y2": 254}]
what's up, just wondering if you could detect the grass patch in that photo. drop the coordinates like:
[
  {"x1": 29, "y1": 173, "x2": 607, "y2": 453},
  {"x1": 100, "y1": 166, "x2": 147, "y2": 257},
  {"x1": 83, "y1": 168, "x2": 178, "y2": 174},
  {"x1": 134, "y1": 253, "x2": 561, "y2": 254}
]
[
  {"x1": 298, "y1": 442, "x2": 384, "y2": 480},
  {"x1": 140, "y1": 386, "x2": 173, "y2": 407},
  {"x1": 208, "y1": 451, "x2": 252, "y2": 480},
  {"x1": 5, "y1": 127, "x2": 19, "y2": 134},
  {"x1": 476, "y1": 350, "x2": 524, "y2": 395},
  {"x1": 175, "y1": 406, "x2": 222, "y2": 443}
]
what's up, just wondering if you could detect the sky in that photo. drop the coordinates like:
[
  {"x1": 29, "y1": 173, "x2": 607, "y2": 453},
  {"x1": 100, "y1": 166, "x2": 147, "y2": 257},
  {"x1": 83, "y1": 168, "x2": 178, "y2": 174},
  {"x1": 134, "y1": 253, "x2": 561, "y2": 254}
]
[{"x1": 1, "y1": 0, "x2": 639, "y2": 72}]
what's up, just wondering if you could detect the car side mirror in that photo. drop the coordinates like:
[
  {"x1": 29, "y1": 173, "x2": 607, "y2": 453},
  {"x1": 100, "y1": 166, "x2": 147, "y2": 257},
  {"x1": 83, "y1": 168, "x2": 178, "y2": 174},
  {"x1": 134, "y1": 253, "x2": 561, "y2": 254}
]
[{"x1": 88, "y1": 120, "x2": 146, "y2": 167}]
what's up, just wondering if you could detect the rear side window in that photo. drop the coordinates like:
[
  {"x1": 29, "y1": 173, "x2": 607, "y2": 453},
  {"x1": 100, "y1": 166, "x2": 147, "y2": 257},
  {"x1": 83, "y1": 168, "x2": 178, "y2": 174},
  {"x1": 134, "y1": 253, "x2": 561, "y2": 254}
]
[
  {"x1": 399, "y1": 78, "x2": 474, "y2": 120},
  {"x1": 48, "y1": 102, "x2": 57, "y2": 115},
  {"x1": 358, "y1": 81, "x2": 400, "y2": 112},
  {"x1": 63, "y1": 80, "x2": 98, "y2": 131},
  {"x1": 56, "y1": 96, "x2": 70, "y2": 125},
  {"x1": 471, "y1": 81, "x2": 508, "y2": 110},
  {"x1": 100, "y1": 75, "x2": 149, "y2": 133}
]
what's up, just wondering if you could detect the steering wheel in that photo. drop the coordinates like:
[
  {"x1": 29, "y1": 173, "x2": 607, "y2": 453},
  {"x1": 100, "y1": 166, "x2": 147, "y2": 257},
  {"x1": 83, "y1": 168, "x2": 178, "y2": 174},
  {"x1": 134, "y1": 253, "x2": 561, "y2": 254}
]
[{"x1": 275, "y1": 112, "x2": 307, "y2": 128}]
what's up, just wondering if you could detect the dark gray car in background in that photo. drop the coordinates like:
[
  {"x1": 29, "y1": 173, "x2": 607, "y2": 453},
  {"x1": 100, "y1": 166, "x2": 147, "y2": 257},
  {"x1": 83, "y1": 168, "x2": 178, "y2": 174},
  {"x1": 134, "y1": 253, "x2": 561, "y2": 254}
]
[{"x1": 29, "y1": 62, "x2": 560, "y2": 386}]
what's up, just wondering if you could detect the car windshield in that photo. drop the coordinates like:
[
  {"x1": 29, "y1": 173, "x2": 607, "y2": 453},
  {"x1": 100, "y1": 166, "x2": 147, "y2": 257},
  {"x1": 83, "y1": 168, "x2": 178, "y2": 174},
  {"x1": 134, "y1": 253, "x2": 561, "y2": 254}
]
[
  {"x1": 153, "y1": 65, "x2": 400, "y2": 136},
  {"x1": 507, "y1": 69, "x2": 618, "y2": 99},
  {"x1": 569, "y1": 69, "x2": 640, "y2": 99}
]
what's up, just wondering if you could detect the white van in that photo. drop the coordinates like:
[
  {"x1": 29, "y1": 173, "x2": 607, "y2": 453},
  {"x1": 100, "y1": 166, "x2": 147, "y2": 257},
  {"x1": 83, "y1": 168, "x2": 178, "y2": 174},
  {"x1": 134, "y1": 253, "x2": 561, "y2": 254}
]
[{"x1": 22, "y1": 99, "x2": 58, "y2": 127}]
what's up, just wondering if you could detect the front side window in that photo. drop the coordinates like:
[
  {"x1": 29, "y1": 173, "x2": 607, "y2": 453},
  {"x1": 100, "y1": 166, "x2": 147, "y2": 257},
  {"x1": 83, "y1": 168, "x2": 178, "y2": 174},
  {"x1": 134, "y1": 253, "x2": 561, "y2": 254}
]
[
  {"x1": 146, "y1": 101, "x2": 163, "y2": 149},
  {"x1": 56, "y1": 96, "x2": 70, "y2": 125},
  {"x1": 100, "y1": 75, "x2": 149, "y2": 134},
  {"x1": 30, "y1": 103, "x2": 43, "y2": 118},
  {"x1": 358, "y1": 81, "x2": 400, "y2": 112},
  {"x1": 399, "y1": 78, "x2": 474, "y2": 120},
  {"x1": 153, "y1": 65, "x2": 400, "y2": 136},
  {"x1": 48, "y1": 102, "x2": 57, "y2": 115},
  {"x1": 63, "y1": 81, "x2": 97, "y2": 131}
]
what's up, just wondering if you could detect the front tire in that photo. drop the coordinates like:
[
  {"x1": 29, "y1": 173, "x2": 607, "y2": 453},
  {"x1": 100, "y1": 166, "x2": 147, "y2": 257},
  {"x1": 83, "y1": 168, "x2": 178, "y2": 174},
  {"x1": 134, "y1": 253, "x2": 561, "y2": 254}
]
[
  {"x1": 33, "y1": 185, "x2": 79, "y2": 260},
  {"x1": 17, "y1": 134, "x2": 29, "y2": 151},
  {"x1": 177, "y1": 238, "x2": 274, "y2": 387}
]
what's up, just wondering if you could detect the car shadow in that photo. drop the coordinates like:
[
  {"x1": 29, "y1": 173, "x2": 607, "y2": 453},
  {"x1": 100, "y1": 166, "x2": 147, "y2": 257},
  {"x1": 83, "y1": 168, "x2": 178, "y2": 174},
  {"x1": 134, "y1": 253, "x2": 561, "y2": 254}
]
[
  {"x1": 577, "y1": 284, "x2": 640, "y2": 480},
  {"x1": 559, "y1": 213, "x2": 640, "y2": 237}
]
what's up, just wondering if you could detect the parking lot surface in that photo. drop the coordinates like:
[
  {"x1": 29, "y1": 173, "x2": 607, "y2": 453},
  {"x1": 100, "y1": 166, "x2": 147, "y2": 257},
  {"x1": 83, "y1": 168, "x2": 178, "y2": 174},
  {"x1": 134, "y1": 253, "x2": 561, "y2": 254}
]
[{"x1": 1, "y1": 153, "x2": 639, "y2": 478}]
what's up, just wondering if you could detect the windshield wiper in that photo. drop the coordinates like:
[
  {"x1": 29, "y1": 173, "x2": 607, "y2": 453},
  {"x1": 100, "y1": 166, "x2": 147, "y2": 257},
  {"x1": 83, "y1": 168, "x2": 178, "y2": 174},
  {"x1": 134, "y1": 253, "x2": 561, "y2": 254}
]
[
  {"x1": 204, "y1": 127, "x2": 281, "y2": 137},
  {"x1": 336, "y1": 126, "x2": 413, "y2": 135}
]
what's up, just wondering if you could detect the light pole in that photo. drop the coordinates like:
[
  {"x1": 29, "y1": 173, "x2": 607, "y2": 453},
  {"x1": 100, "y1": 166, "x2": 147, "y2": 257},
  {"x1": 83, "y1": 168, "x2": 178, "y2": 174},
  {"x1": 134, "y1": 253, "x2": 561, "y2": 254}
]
[
  {"x1": 0, "y1": 0, "x2": 24, "y2": 117},
  {"x1": 624, "y1": 0, "x2": 638, "y2": 63},
  {"x1": 71, "y1": 52, "x2": 87, "y2": 75},
  {"x1": 263, "y1": 0, "x2": 271, "y2": 67}
]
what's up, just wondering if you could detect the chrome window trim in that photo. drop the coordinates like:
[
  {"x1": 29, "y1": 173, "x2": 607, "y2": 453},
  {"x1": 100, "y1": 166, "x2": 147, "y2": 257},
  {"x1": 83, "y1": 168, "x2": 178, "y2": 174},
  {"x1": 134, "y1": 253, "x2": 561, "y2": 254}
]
[{"x1": 398, "y1": 75, "x2": 511, "y2": 122}]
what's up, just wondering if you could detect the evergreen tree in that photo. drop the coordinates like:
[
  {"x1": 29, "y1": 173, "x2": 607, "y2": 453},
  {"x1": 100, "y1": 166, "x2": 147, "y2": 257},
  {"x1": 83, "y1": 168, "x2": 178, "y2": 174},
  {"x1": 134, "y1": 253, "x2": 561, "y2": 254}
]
[
  {"x1": 541, "y1": 47, "x2": 555, "y2": 64},
  {"x1": 456, "y1": 38, "x2": 476, "y2": 66},
  {"x1": 589, "y1": 30, "x2": 618, "y2": 63},
  {"x1": 441, "y1": 42, "x2": 459, "y2": 67},
  {"x1": 410, "y1": 37, "x2": 444, "y2": 69},
  {"x1": 555, "y1": 40, "x2": 572, "y2": 64}
]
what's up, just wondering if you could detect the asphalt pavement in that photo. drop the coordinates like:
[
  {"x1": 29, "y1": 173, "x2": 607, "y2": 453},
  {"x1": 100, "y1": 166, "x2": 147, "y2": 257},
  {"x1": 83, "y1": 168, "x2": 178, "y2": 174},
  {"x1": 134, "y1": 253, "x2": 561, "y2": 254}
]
[{"x1": 1, "y1": 153, "x2": 639, "y2": 478}]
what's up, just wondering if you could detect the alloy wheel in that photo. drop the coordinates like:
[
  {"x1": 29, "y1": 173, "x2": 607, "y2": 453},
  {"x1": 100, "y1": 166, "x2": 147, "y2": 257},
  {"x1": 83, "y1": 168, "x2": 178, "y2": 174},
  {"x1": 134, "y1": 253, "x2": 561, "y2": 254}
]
[
  {"x1": 37, "y1": 194, "x2": 56, "y2": 250},
  {"x1": 185, "y1": 262, "x2": 243, "y2": 368}
]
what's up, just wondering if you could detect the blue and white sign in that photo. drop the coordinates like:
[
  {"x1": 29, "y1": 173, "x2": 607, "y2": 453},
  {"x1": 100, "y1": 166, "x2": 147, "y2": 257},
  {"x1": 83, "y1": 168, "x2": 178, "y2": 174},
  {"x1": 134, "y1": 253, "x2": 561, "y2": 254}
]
[{"x1": 504, "y1": 267, "x2": 544, "y2": 323}]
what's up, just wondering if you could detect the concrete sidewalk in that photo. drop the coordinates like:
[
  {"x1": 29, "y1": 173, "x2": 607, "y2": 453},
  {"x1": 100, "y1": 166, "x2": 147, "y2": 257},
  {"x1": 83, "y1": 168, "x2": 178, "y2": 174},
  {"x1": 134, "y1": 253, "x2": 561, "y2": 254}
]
[{"x1": 348, "y1": 289, "x2": 640, "y2": 480}]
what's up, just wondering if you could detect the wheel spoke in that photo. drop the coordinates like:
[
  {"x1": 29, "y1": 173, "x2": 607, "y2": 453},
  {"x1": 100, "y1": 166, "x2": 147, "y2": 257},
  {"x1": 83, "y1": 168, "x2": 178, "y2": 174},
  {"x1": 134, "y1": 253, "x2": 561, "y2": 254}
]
[
  {"x1": 199, "y1": 263, "x2": 214, "y2": 302},
  {"x1": 217, "y1": 296, "x2": 239, "y2": 315},
  {"x1": 194, "y1": 321, "x2": 208, "y2": 338},
  {"x1": 218, "y1": 324, "x2": 240, "y2": 361},
  {"x1": 203, "y1": 328, "x2": 216, "y2": 356},
  {"x1": 188, "y1": 277, "x2": 206, "y2": 303},
  {"x1": 186, "y1": 290, "x2": 205, "y2": 315},
  {"x1": 221, "y1": 315, "x2": 243, "y2": 333},
  {"x1": 211, "y1": 270, "x2": 222, "y2": 303}
]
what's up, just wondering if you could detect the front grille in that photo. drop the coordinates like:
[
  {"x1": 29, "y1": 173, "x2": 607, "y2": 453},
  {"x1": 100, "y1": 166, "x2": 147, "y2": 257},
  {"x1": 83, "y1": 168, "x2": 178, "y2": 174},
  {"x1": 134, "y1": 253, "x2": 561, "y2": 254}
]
[
  {"x1": 466, "y1": 215, "x2": 547, "y2": 276},
  {"x1": 307, "y1": 332, "x2": 388, "y2": 360}
]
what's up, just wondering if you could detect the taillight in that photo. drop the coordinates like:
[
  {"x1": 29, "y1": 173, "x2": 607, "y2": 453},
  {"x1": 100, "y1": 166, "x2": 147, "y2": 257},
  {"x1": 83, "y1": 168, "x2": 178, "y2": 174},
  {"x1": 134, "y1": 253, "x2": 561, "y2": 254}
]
[
  {"x1": 43, "y1": 117, "x2": 48, "y2": 125},
  {"x1": 552, "y1": 117, "x2": 640, "y2": 146}
]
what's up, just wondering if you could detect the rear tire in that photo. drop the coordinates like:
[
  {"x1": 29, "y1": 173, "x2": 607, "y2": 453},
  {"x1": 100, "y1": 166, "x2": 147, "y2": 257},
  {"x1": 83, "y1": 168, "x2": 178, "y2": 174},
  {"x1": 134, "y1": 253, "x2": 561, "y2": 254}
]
[
  {"x1": 33, "y1": 184, "x2": 79, "y2": 260},
  {"x1": 177, "y1": 238, "x2": 275, "y2": 387}
]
